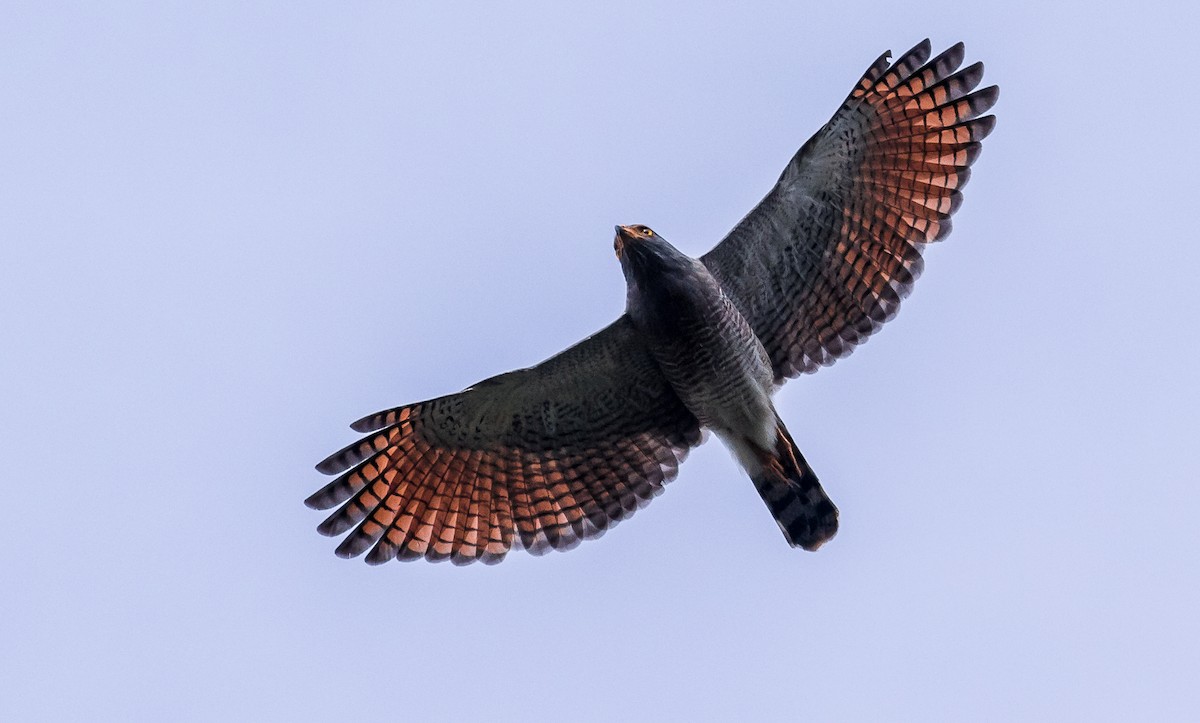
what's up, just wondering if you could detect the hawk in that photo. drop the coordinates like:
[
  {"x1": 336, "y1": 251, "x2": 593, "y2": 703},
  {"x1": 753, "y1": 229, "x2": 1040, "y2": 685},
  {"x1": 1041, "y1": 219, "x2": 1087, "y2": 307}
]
[{"x1": 308, "y1": 40, "x2": 998, "y2": 565}]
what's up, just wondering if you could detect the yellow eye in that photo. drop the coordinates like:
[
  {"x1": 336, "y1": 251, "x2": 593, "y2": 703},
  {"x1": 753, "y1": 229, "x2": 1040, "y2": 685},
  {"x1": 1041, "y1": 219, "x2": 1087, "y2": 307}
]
[{"x1": 638, "y1": 226, "x2": 653, "y2": 236}]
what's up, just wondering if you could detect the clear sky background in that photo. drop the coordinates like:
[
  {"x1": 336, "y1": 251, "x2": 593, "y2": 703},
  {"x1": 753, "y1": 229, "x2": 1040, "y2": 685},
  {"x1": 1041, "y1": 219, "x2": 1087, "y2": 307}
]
[{"x1": 3, "y1": 2, "x2": 1197, "y2": 721}]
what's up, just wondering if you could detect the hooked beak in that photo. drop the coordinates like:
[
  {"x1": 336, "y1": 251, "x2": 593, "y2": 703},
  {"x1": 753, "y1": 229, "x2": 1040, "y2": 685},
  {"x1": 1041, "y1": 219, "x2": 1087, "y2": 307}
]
[{"x1": 614, "y1": 225, "x2": 636, "y2": 258}]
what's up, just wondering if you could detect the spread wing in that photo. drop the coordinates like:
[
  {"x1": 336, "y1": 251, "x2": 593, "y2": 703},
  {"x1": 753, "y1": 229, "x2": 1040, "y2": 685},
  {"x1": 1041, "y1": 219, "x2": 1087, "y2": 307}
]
[
  {"x1": 306, "y1": 317, "x2": 702, "y2": 565},
  {"x1": 702, "y1": 40, "x2": 998, "y2": 381}
]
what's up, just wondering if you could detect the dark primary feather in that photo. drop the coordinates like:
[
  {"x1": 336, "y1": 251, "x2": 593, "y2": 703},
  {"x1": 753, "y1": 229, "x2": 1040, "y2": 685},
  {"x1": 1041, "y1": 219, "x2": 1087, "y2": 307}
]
[
  {"x1": 308, "y1": 317, "x2": 702, "y2": 565},
  {"x1": 702, "y1": 39, "x2": 998, "y2": 381}
]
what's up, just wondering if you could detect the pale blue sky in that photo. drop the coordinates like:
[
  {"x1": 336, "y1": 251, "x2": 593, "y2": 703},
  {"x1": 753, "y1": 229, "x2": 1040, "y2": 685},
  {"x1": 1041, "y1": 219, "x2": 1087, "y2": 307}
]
[{"x1": 3, "y1": 2, "x2": 1198, "y2": 721}]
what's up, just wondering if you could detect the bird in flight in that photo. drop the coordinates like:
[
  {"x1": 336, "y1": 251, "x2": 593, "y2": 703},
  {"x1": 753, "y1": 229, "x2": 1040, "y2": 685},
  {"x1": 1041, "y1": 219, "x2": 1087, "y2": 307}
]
[{"x1": 308, "y1": 39, "x2": 998, "y2": 565}]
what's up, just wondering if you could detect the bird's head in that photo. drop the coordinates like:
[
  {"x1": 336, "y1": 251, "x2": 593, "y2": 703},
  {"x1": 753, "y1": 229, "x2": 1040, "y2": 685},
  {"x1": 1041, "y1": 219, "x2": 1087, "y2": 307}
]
[
  {"x1": 614, "y1": 224, "x2": 692, "y2": 283},
  {"x1": 614, "y1": 224, "x2": 713, "y2": 324}
]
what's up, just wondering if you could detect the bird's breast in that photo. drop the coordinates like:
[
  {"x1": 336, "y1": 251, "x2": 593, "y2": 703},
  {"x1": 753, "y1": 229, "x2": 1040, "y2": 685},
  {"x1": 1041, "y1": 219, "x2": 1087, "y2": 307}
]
[{"x1": 629, "y1": 275, "x2": 775, "y2": 439}]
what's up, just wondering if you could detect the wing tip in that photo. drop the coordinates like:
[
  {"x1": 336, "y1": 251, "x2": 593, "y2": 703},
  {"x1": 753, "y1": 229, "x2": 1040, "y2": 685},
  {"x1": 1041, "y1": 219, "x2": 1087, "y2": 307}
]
[
  {"x1": 365, "y1": 544, "x2": 398, "y2": 565},
  {"x1": 932, "y1": 217, "x2": 955, "y2": 242},
  {"x1": 479, "y1": 549, "x2": 509, "y2": 565},
  {"x1": 350, "y1": 416, "x2": 381, "y2": 433},
  {"x1": 946, "y1": 189, "x2": 964, "y2": 215},
  {"x1": 317, "y1": 514, "x2": 354, "y2": 538},
  {"x1": 976, "y1": 114, "x2": 998, "y2": 138},
  {"x1": 971, "y1": 85, "x2": 1001, "y2": 116},
  {"x1": 335, "y1": 535, "x2": 372, "y2": 559},
  {"x1": 941, "y1": 41, "x2": 966, "y2": 68},
  {"x1": 314, "y1": 456, "x2": 345, "y2": 475},
  {"x1": 911, "y1": 38, "x2": 933, "y2": 61}
]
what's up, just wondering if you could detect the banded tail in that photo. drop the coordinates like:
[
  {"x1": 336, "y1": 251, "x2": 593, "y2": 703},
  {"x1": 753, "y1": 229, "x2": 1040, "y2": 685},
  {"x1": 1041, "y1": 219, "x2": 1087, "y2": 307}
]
[{"x1": 749, "y1": 416, "x2": 839, "y2": 551}]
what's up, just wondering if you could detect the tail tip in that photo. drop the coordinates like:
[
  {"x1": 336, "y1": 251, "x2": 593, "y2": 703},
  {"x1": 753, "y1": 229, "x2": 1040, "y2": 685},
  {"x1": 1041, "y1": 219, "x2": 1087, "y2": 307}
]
[{"x1": 783, "y1": 499, "x2": 840, "y2": 552}]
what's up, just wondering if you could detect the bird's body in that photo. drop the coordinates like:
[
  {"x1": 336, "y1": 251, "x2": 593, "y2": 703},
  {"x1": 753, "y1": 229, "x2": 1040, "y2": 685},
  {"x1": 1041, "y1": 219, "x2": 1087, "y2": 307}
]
[
  {"x1": 621, "y1": 235, "x2": 773, "y2": 442},
  {"x1": 308, "y1": 40, "x2": 998, "y2": 564},
  {"x1": 619, "y1": 225, "x2": 838, "y2": 547}
]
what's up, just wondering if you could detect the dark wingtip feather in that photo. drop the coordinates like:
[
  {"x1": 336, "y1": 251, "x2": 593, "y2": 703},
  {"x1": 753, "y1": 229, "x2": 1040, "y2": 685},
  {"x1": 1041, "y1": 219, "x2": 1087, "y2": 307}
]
[
  {"x1": 315, "y1": 454, "x2": 346, "y2": 475},
  {"x1": 972, "y1": 114, "x2": 998, "y2": 140},
  {"x1": 317, "y1": 513, "x2": 355, "y2": 538},
  {"x1": 480, "y1": 550, "x2": 508, "y2": 565},
  {"x1": 305, "y1": 467, "x2": 362, "y2": 510},
  {"x1": 364, "y1": 540, "x2": 399, "y2": 565},
  {"x1": 958, "y1": 61, "x2": 985, "y2": 91},
  {"x1": 335, "y1": 533, "x2": 372, "y2": 559},
  {"x1": 396, "y1": 546, "x2": 423, "y2": 562},
  {"x1": 315, "y1": 431, "x2": 390, "y2": 475},
  {"x1": 351, "y1": 404, "x2": 416, "y2": 433},
  {"x1": 333, "y1": 543, "x2": 360, "y2": 559},
  {"x1": 970, "y1": 85, "x2": 1000, "y2": 116},
  {"x1": 851, "y1": 49, "x2": 894, "y2": 104},
  {"x1": 908, "y1": 42, "x2": 965, "y2": 91},
  {"x1": 956, "y1": 167, "x2": 973, "y2": 191},
  {"x1": 890, "y1": 39, "x2": 931, "y2": 69},
  {"x1": 933, "y1": 217, "x2": 955, "y2": 242},
  {"x1": 946, "y1": 190, "x2": 964, "y2": 215},
  {"x1": 944, "y1": 41, "x2": 966, "y2": 67},
  {"x1": 350, "y1": 414, "x2": 384, "y2": 433},
  {"x1": 962, "y1": 141, "x2": 983, "y2": 166},
  {"x1": 908, "y1": 38, "x2": 933, "y2": 63}
]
